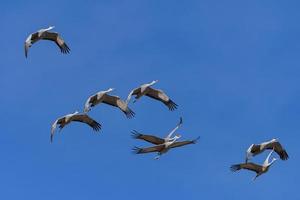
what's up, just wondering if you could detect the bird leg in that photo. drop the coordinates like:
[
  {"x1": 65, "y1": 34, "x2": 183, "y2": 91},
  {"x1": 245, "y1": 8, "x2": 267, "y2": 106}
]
[{"x1": 252, "y1": 174, "x2": 259, "y2": 181}]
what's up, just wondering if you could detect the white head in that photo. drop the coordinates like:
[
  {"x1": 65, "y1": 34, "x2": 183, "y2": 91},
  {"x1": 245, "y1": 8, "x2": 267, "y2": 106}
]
[
  {"x1": 46, "y1": 26, "x2": 55, "y2": 31},
  {"x1": 149, "y1": 80, "x2": 159, "y2": 86},
  {"x1": 73, "y1": 110, "x2": 79, "y2": 115},
  {"x1": 270, "y1": 138, "x2": 278, "y2": 143},
  {"x1": 106, "y1": 88, "x2": 115, "y2": 93}
]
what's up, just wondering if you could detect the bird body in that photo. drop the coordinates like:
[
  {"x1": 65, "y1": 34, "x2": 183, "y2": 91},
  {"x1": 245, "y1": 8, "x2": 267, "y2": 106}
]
[
  {"x1": 126, "y1": 80, "x2": 177, "y2": 111},
  {"x1": 132, "y1": 117, "x2": 199, "y2": 159}
]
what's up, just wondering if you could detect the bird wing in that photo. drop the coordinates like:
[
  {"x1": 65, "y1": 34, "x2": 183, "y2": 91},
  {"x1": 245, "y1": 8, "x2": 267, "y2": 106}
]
[
  {"x1": 146, "y1": 87, "x2": 177, "y2": 110},
  {"x1": 42, "y1": 31, "x2": 70, "y2": 54},
  {"x1": 102, "y1": 94, "x2": 135, "y2": 118},
  {"x1": 132, "y1": 145, "x2": 165, "y2": 154},
  {"x1": 265, "y1": 141, "x2": 289, "y2": 160},
  {"x1": 126, "y1": 87, "x2": 141, "y2": 103},
  {"x1": 230, "y1": 162, "x2": 262, "y2": 173},
  {"x1": 169, "y1": 137, "x2": 200, "y2": 149},
  {"x1": 70, "y1": 114, "x2": 101, "y2": 131},
  {"x1": 131, "y1": 130, "x2": 165, "y2": 145}
]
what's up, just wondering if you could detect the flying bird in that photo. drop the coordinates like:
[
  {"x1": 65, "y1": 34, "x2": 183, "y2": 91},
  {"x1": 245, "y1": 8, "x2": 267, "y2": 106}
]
[
  {"x1": 51, "y1": 111, "x2": 101, "y2": 143},
  {"x1": 126, "y1": 80, "x2": 177, "y2": 111},
  {"x1": 24, "y1": 26, "x2": 70, "y2": 58},
  {"x1": 231, "y1": 150, "x2": 277, "y2": 180},
  {"x1": 132, "y1": 117, "x2": 183, "y2": 144},
  {"x1": 132, "y1": 117, "x2": 199, "y2": 159},
  {"x1": 84, "y1": 88, "x2": 135, "y2": 118},
  {"x1": 245, "y1": 138, "x2": 289, "y2": 163}
]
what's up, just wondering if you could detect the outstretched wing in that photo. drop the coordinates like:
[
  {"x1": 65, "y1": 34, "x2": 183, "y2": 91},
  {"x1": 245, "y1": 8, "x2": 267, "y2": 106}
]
[
  {"x1": 169, "y1": 137, "x2": 200, "y2": 149},
  {"x1": 42, "y1": 31, "x2": 70, "y2": 54},
  {"x1": 70, "y1": 114, "x2": 101, "y2": 131},
  {"x1": 230, "y1": 162, "x2": 262, "y2": 174},
  {"x1": 131, "y1": 130, "x2": 165, "y2": 145},
  {"x1": 146, "y1": 87, "x2": 177, "y2": 110},
  {"x1": 132, "y1": 145, "x2": 165, "y2": 154},
  {"x1": 265, "y1": 141, "x2": 289, "y2": 160},
  {"x1": 102, "y1": 94, "x2": 135, "y2": 118}
]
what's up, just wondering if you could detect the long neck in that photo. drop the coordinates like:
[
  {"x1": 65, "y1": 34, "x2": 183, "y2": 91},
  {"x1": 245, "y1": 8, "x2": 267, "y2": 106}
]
[
  {"x1": 149, "y1": 80, "x2": 157, "y2": 86},
  {"x1": 263, "y1": 150, "x2": 274, "y2": 166},
  {"x1": 167, "y1": 137, "x2": 179, "y2": 146},
  {"x1": 268, "y1": 159, "x2": 276, "y2": 166}
]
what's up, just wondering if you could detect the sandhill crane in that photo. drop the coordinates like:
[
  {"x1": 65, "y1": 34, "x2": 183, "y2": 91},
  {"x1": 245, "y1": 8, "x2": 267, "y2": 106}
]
[
  {"x1": 246, "y1": 139, "x2": 289, "y2": 163},
  {"x1": 84, "y1": 88, "x2": 135, "y2": 118},
  {"x1": 24, "y1": 26, "x2": 70, "y2": 58},
  {"x1": 51, "y1": 111, "x2": 101, "y2": 143},
  {"x1": 231, "y1": 150, "x2": 277, "y2": 180},
  {"x1": 132, "y1": 117, "x2": 199, "y2": 159},
  {"x1": 126, "y1": 80, "x2": 178, "y2": 111}
]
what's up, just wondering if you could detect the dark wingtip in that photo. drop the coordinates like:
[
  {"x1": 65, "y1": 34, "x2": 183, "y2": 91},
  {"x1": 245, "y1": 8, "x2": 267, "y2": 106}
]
[
  {"x1": 167, "y1": 100, "x2": 178, "y2": 111},
  {"x1": 125, "y1": 108, "x2": 135, "y2": 119},
  {"x1": 280, "y1": 150, "x2": 289, "y2": 160},
  {"x1": 132, "y1": 146, "x2": 142, "y2": 154},
  {"x1": 61, "y1": 43, "x2": 70, "y2": 54},
  {"x1": 230, "y1": 165, "x2": 240, "y2": 172},
  {"x1": 92, "y1": 121, "x2": 102, "y2": 132},
  {"x1": 179, "y1": 117, "x2": 183, "y2": 125},
  {"x1": 192, "y1": 136, "x2": 200, "y2": 144},
  {"x1": 131, "y1": 130, "x2": 141, "y2": 139}
]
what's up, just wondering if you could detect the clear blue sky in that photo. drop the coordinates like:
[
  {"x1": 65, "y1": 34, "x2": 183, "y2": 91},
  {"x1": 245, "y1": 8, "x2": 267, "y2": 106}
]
[{"x1": 1, "y1": 0, "x2": 299, "y2": 199}]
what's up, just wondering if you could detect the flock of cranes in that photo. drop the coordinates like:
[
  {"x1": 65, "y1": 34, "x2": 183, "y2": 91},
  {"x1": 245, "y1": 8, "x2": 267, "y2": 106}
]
[{"x1": 25, "y1": 26, "x2": 289, "y2": 180}]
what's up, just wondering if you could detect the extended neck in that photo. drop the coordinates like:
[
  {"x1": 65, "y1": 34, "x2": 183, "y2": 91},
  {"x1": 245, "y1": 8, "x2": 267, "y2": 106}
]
[{"x1": 149, "y1": 80, "x2": 158, "y2": 86}]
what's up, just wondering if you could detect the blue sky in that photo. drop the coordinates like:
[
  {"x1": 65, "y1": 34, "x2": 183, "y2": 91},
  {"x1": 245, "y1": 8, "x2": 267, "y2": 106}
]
[{"x1": 1, "y1": 0, "x2": 299, "y2": 199}]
